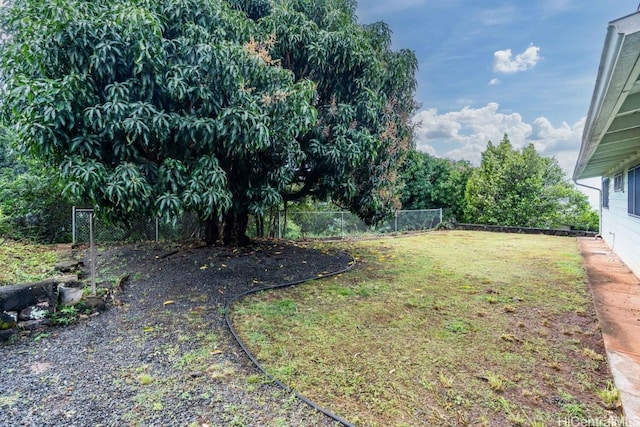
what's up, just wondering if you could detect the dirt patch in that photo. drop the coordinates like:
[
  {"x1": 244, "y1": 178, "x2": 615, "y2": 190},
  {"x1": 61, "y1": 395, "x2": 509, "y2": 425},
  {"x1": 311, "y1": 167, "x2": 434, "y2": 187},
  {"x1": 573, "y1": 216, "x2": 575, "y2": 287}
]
[{"x1": 0, "y1": 240, "x2": 351, "y2": 426}]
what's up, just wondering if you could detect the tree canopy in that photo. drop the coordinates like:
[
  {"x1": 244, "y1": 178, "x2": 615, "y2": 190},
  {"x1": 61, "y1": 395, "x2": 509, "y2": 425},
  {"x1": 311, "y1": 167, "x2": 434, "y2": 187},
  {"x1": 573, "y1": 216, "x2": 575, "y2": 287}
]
[
  {"x1": 399, "y1": 150, "x2": 473, "y2": 221},
  {"x1": 463, "y1": 134, "x2": 598, "y2": 230},
  {"x1": 0, "y1": 0, "x2": 417, "y2": 245}
]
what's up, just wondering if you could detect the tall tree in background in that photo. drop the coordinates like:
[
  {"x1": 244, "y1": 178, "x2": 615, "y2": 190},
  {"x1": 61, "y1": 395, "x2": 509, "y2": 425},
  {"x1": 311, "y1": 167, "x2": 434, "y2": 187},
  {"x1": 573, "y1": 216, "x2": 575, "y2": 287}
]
[
  {"x1": 400, "y1": 150, "x2": 473, "y2": 221},
  {"x1": 259, "y1": 0, "x2": 418, "y2": 224},
  {"x1": 463, "y1": 134, "x2": 598, "y2": 230},
  {"x1": 0, "y1": 0, "x2": 417, "y2": 245}
]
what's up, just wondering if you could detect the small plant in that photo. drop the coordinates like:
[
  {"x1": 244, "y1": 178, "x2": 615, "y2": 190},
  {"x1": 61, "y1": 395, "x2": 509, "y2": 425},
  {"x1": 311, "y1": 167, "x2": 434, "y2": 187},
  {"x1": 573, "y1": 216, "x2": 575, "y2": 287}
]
[
  {"x1": 246, "y1": 374, "x2": 270, "y2": 385},
  {"x1": 503, "y1": 304, "x2": 516, "y2": 313},
  {"x1": 559, "y1": 391, "x2": 586, "y2": 418},
  {"x1": 445, "y1": 319, "x2": 471, "y2": 334},
  {"x1": 50, "y1": 305, "x2": 79, "y2": 326},
  {"x1": 208, "y1": 363, "x2": 236, "y2": 380},
  {"x1": 597, "y1": 381, "x2": 621, "y2": 409},
  {"x1": 581, "y1": 347, "x2": 604, "y2": 362},
  {"x1": 506, "y1": 412, "x2": 526, "y2": 426},
  {"x1": 32, "y1": 331, "x2": 50, "y2": 341},
  {"x1": 486, "y1": 373, "x2": 505, "y2": 392},
  {"x1": 0, "y1": 392, "x2": 21, "y2": 408},
  {"x1": 138, "y1": 374, "x2": 154, "y2": 385},
  {"x1": 439, "y1": 372, "x2": 454, "y2": 388}
]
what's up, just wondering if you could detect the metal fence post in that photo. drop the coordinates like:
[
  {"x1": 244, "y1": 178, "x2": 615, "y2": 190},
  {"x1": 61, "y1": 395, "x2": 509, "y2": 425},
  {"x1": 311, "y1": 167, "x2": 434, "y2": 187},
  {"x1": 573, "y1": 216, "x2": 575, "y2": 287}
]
[
  {"x1": 341, "y1": 211, "x2": 345, "y2": 238},
  {"x1": 72, "y1": 206, "x2": 77, "y2": 244},
  {"x1": 395, "y1": 210, "x2": 398, "y2": 232},
  {"x1": 89, "y1": 211, "x2": 97, "y2": 296},
  {"x1": 155, "y1": 217, "x2": 159, "y2": 242}
]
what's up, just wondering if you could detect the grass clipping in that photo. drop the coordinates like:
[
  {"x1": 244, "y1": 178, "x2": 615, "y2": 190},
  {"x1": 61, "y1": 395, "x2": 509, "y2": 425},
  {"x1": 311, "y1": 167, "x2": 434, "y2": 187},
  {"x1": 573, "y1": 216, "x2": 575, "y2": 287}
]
[{"x1": 231, "y1": 231, "x2": 622, "y2": 427}]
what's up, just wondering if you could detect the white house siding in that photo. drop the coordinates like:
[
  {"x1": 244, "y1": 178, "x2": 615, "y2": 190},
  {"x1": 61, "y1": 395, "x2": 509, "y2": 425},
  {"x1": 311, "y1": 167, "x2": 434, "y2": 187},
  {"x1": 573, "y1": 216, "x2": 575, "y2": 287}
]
[{"x1": 601, "y1": 171, "x2": 640, "y2": 278}]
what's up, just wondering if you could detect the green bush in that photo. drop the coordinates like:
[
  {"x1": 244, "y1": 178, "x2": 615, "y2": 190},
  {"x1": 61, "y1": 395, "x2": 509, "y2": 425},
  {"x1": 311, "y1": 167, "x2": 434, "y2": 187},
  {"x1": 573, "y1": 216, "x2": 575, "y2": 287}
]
[{"x1": 0, "y1": 133, "x2": 74, "y2": 243}]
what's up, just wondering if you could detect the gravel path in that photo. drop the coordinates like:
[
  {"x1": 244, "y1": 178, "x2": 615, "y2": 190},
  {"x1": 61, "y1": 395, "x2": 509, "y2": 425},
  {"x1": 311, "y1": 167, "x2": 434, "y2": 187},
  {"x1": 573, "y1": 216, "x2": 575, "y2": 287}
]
[{"x1": 0, "y1": 241, "x2": 351, "y2": 427}]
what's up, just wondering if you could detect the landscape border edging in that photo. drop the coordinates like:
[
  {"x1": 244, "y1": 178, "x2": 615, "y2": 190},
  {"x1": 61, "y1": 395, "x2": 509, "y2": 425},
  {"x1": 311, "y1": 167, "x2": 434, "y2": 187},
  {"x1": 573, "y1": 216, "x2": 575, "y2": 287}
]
[{"x1": 224, "y1": 249, "x2": 358, "y2": 427}]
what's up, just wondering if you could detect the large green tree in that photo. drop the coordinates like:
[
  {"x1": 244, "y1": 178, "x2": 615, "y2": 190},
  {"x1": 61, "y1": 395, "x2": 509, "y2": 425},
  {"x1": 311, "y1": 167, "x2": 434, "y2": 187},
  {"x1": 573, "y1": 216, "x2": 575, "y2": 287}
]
[
  {"x1": 0, "y1": 0, "x2": 417, "y2": 245},
  {"x1": 463, "y1": 133, "x2": 598, "y2": 230},
  {"x1": 400, "y1": 150, "x2": 473, "y2": 221}
]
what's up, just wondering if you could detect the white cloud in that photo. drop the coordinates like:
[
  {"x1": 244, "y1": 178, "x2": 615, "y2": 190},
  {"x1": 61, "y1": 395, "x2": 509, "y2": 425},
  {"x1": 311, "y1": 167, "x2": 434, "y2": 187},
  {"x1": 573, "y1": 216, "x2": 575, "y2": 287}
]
[
  {"x1": 493, "y1": 45, "x2": 542, "y2": 73},
  {"x1": 540, "y1": 0, "x2": 576, "y2": 13},
  {"x1": 489, "y1": 78, "x2": 501, "y2": 85},
  {"x1": 475, "y1": 6, "x2": 517, "y2": 26},
  {"x1": 411, "y1": 103, "x2": 584, "y2": 176}
]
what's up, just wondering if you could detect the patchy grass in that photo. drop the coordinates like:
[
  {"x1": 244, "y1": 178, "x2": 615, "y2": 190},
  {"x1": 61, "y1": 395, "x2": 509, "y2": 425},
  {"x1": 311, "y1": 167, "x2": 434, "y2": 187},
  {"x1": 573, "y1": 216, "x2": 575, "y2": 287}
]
[
  {"x1": 231, "y1": 231, "x2": 621, "y2": 426},
  {"x1": 0, "y1": 239, "x2": 58, "y2": 285}
]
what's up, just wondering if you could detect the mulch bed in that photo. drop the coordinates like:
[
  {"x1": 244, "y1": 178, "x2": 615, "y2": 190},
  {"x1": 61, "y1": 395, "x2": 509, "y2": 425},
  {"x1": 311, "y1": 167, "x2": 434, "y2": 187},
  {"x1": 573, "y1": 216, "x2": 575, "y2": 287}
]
[{"x1": 0, "y1": 240, "x2": 351, "y2": 427}]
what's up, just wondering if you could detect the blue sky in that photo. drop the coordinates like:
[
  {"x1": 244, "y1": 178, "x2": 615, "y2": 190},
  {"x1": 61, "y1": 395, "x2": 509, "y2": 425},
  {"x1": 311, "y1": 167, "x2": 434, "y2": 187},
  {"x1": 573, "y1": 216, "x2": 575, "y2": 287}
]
[{"x1": 356, "y1": 1, "x2": 636, "y2": 182}]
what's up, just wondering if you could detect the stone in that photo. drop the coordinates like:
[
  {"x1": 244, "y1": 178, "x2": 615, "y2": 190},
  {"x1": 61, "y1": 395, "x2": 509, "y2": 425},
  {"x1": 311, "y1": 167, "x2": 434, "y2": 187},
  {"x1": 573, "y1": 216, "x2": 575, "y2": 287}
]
[
  {"x1": 0, "y1": 328, "x2": 17, "y2": 341},
  {"x1": 0, "y1": 312, "x2": 17, "y2": 330},
  {"x1": 0, "y1": 280, "x2": 57, "y2": 312},
  {"x1": 82, "y1": 296, "x2": 107, "y2": 312},
  {"x1": 18, "y1": 318, "x2": 52, "y2": 331},
  {"x1": 54, "y1": 260, "x2": 83, "y2": 273},
  {"x1": 19, "y1": 305, "x2": 51, "y2": 321},
  {"x1": 55, "y1": 275, "x2": 78, "y2": 284}
]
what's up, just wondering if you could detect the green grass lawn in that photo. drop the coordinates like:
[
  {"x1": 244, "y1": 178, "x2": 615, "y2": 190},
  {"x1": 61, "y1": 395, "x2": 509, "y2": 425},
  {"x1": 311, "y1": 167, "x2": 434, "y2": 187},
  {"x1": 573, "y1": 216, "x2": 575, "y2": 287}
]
[
  {"x1": 231, "y1": 231, "x2": 622, "y2": 426},
  {"x1": 0, "y1": 239, "x2": 58, "y2": 285}
]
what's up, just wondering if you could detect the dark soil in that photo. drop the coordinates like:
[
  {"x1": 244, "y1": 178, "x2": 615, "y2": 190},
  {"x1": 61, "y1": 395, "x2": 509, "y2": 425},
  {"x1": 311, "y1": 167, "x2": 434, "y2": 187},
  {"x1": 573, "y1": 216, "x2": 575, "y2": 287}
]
[{"x1": 0, "y1": 240, "x2": 352, "y2": 427}]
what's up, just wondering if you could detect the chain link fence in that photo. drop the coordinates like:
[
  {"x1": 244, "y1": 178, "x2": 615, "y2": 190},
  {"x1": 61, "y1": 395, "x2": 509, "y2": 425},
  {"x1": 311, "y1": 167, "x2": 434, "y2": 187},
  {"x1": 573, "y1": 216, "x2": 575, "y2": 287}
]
[
  {"x1": 279, "y1": 209, "x2": 442, "y2": 239},
  {"x1": 72, "y1": 207, "x2": 201, "y2": 244},
  {"x1": 72, "y1": 207, "x2": 442, "y2": 244}
]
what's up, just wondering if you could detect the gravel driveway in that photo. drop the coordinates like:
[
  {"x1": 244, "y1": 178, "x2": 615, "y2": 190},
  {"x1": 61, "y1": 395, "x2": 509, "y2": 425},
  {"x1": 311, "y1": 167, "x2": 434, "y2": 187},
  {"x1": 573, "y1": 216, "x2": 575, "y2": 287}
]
[{"x1": 0, "y1": 241, "x2": 351, "y2": 427}]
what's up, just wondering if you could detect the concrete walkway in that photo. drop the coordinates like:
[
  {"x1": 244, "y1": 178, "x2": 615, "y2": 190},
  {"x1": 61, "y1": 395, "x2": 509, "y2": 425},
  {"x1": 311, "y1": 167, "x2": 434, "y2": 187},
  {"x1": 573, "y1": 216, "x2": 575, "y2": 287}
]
[{"x1": 579, "y1": 237, "x2": 640, "y2": 427}]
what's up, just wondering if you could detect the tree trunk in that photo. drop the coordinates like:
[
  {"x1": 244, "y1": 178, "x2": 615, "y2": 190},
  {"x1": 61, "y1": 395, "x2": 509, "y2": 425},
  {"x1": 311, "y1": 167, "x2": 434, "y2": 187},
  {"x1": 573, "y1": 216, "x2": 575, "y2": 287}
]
[
  {"x1": 255, "y1": 214, "x2": 264, "y2": 238},
  {"x1": 204, "y1": 218, "x2": 221, "y2": 246},
  {"x1": 203, "y1": 213, "x2": 250, "y2": 246}
]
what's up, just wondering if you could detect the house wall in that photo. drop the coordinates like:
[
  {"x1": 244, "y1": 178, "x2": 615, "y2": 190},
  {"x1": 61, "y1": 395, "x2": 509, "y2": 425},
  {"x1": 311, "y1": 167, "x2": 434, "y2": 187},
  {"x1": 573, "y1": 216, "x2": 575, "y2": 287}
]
[{"x1": 601, "y1": 171, "x2": 640, "y2": 278}]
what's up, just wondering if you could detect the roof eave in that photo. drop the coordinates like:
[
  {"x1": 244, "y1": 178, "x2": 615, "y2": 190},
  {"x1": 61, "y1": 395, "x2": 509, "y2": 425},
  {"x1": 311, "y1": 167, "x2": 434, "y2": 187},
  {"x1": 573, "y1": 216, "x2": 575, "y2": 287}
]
[{"x1": 573, "y1": 12, "x2": 640, "y2": 181}]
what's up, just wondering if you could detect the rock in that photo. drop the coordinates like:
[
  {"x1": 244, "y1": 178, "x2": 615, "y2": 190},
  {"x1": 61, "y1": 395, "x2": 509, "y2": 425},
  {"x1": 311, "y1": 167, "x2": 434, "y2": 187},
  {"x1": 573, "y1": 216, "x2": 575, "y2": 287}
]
[
  {"x1": 0, "y1": 312, "x2": 17, "y2": 330},
  {"x1": 82, "y1": 296, "x2": 106, "y2": 312},
  {"x1": 0, "y1": 328, "x2": 17, "y2": 341},
  {"x1": 55, "y1": 275, "x2": 79, "y2": 284},
  {"x1": 0, "y1": 280, "x2": 58, "y2": 312},
  {"x1": 18, "y1": 318, "x2": 52, "y2": 331},
  {"x1": 19, "y1": 305, "x2": 51, "y2": 321},
  {"x1": 54, "y1": 260, "x2": 83, "y2": 273}
]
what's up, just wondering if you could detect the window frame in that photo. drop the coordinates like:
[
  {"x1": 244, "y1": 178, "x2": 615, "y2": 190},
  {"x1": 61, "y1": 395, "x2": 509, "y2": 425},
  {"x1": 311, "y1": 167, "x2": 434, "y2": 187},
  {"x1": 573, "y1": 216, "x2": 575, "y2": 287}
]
[
  {"x1": 629, "y1": 165, "x2": 640, "y2": 217},
  {"x1": 614, "y1": 173, "x2": 624, "y2": 192}
]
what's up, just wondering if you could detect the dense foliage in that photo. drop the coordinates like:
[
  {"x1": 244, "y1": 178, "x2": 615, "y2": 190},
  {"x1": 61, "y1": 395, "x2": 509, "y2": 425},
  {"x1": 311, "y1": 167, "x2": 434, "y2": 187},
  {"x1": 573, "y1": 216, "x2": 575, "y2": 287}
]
[
  {"x1": 0, "y1": 0, "x2": 417, "y2": 245},
  {"x1": 399, "y1": 150, "x2": 473, "y2": 221},
  {"x1": 0, "y1": 129, "x2": 73, "y2": 242},
  {"x1": 462, "y1": 134, "x2": 599, "y2": 231}
]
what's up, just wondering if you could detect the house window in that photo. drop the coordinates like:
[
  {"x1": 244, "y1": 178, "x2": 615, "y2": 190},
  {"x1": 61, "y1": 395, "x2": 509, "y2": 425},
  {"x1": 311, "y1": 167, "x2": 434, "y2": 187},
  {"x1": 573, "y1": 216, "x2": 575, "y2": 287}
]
[
  {"x1": 614, "y1": 173, "x2": 624, "y2": 192},
  {"x1": 630, "y1": 165, "x2": 640, "y2": 216},
  {"x1": 603, "y1": 177, "x2": 610, "y2": 209}
]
